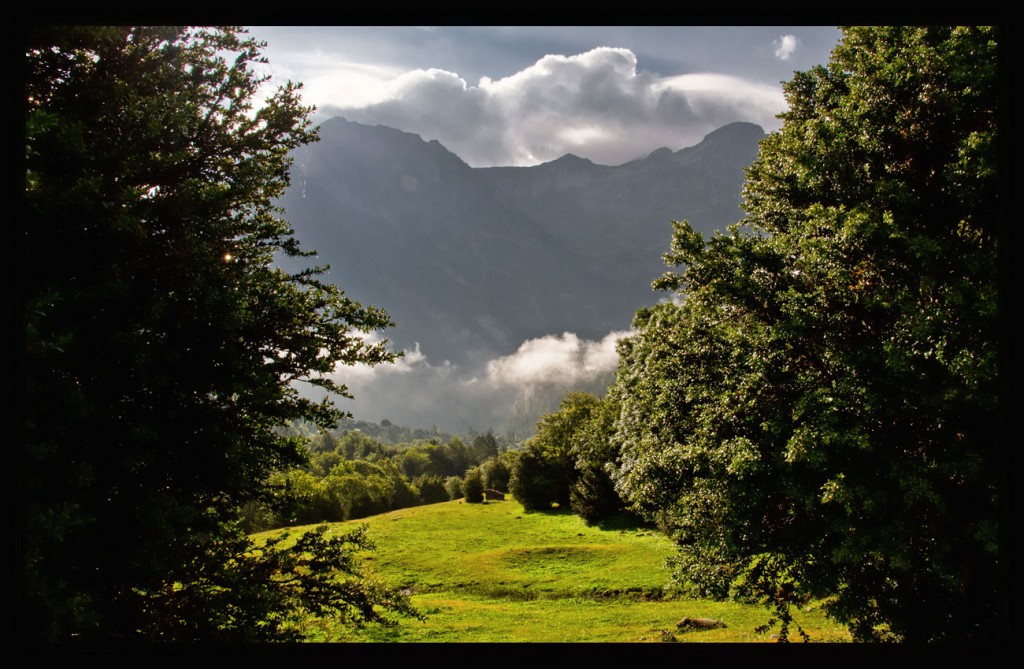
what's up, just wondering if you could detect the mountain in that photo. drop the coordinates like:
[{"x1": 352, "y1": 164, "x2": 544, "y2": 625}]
[
  {"x1": 478, "y1": 120, "x2": 766, "y2": 331},
  {"x1": 281, "y1": 118, "x2": 596, "y2": 367},
  {"x1": 279, "y1": 117, "x2": 765, "y2": 371}
]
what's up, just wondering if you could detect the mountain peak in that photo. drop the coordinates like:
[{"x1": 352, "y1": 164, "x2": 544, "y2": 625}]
[
  {"x1": 644, "y1": 147, "x2": 673, "y2": 160},
  {"x1": 700, "y1": 121, "x2": 766, "y2": 144},
  {"x1": 315, "y1": 116, "x2": 470, "y2": 170},
  {"x1": 551, "y1": 153, "x2": 594, "y2": 165}
]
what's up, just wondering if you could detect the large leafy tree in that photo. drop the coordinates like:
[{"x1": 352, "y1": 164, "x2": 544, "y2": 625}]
[
  {"x1": 614, "y1": 26, "x2": 1002, "y2": 642},
  {"x1": 20, "y1": 26, "x2": 414, "y2": 641}
]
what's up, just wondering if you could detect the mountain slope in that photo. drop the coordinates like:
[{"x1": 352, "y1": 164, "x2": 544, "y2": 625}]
[
  {"x1": 479, "y1": 120, "x2": 765, "y2": 273},
  {"x1": 279, "y1": 117, "x2": 764, "y2": 369}
]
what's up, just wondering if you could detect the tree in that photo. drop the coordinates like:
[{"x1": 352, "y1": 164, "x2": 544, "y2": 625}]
[
  {"x1": 569, "y1": 394, "x2": 626, "y2": 524},
  {"x1": 20, "y1": 26, "x2": 415, "y2": 641},
  {"x1": 413, "y1": 474, "x2": 449, "y2": 504},
  {"x1": 480, "y1": 451, "x2": 515, "y2": 492},
  {"x1": 282, "y1": 469, "x2": 348, "y2": 525},
  {"x1": 441, "y1": 437, "x2": 476, "y2": 477},
  {"x1": 462, "y1": 466, "x2": 485, "y2": 503},
  {"x1": 471, "y1": 430, "x2": 500, "y2": 462},
  {"x1": 443, "y1": 475, "x2": 464, "y2": 501},
  {"x1": 614, "y1": 26, "x2": 1001, "y2": 642},
  {"x1": 509, "y1": 391, "x2": 598, "y2": 511}
]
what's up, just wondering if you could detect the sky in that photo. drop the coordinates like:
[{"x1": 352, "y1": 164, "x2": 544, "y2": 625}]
[{"x1": 246, "y1": 26, "x2": 842, "y2": 167}]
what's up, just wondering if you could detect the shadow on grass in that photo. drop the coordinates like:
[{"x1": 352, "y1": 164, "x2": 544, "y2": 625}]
[
  {"x1": 593, "y1": 511, "x2": 655, "y2": 533},
  {"x1": 516, "y1": 504, "x2": 658, "y2": 535}
]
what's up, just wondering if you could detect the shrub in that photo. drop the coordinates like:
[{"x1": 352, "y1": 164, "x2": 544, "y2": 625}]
[{"x1": 463, "y1": 467, "x2": 485, "y2": 504}]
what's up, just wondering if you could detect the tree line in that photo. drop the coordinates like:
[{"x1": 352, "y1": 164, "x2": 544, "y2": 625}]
[{"x1": 242, "y1": 427, "x2": 518, "y2": 530}]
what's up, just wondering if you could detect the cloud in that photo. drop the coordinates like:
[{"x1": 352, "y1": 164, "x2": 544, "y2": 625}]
[
  {"x1": 331, "y1": 340, "x2": 437, "y2": 384},
  {"x1": 314, "y1": 330, "x2": 631, "y2": 435},
  {"x1": 484, "y1": 330, "x2": 630, "y2": 387},
  {"x1": 336, "y1": 329, "x2": 627, "y2": 390},
  {"x1": 774, "y1": 35, "x2": 799, "y2": 61},
  {"x1": 318, "y1": 47, "x2": 785, "y2": 166}
]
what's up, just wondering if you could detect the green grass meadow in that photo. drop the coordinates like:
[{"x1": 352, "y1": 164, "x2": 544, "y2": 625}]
[{"x1": 257, "y1": 499, "x2": 850, "y2": 643}]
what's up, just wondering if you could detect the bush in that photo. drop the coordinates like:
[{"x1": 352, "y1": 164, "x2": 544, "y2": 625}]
[
  {"x1": 414, "y1": 474, "x2": 450, "y2": 504},
  {"x1": 463, "y1": 467, "x2": 485, "y2": 503},
  {"x1": 443, "y1": 475, "x2": 464, "y2": 501},
  {"x1": 508, "y1": 447, "x2": 567, "y2": 510},
  {"x1": 480, "y1": 454, "x2": 513, "y2": 492}
]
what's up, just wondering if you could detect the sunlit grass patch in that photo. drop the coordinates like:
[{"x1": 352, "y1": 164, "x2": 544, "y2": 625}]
[{"x1": 260, "y1": 499, "x2": 850, "y2": 643}]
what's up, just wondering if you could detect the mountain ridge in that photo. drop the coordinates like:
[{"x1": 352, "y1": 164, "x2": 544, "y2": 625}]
[
  {"x1": 277, "y1": 117, "x2": 765, "y2": 431},
  {"x1": 282, "y1": 116, "x2": 765, "y2": 365}
]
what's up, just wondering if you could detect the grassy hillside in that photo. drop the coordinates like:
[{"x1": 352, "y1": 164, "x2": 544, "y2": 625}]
[{"x1": 256, "y1": 499, "x2": 850, "y2": 642}]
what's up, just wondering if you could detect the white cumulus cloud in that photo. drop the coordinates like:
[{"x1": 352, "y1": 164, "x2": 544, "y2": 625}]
[
  {"x1": 304, "y1": 329, "x2": 633, "y2": 434},
  {"x1": 774, "y1": 35, "x2": 799, "y2": 61},
  {"x1": 484, "y1": 330, "x2": 630, "y2": 387},
  {"x1": 319, "y1": 47, "x2": 785, "y2": 166}
]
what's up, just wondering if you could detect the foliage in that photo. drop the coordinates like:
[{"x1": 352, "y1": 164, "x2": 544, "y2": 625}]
[
  {"x1": 509, "y1": 392, "x2": 599, "y2": 511},
  {"x1": 279, "y1": 469, "x2": 349, "y2": 526},
  {"x1": 20, "y1": 26, "x2": 413, "y2": 641},
  {"x1": 146, "y1": 522, "x2": 421, "y2": 641},
  {"x1": 386, "y1": 460, "x2": 423, "y2": 510},
  {"x1": 508, "y1": 389, "x2": 627, "y2": 521},
  {"x1": 438, "y1": 437, "x2": 476, "y2": 477},
  {"x1": 463, "y1": 466, "x2": 485, "y2": 503},
  {"x1": 413, "y1": 474, "x2": 450, "y2": 504},
  {"x1": 333, "y1": 431, "x2": 390, "y2": 461},
  {"x1": 480, "y1": 451, "x2": 515, "y2": 492},
  {"x1": 569, "y1": 393, "x2": 627, "y2": 524},
  {"x1": 333, "y1": 418, "x2": 457, "y2": 447},
  {"x1": 241, "y1": 432, "x2": 495, "y2": 530},
  {"x1": 444, "y1": 475, "x2": 464, "y2": 501},
  {"x1": 400, "y1": 448, "x2": 433, "y2": 479},
  {"x1": 614, "y1": 26, "x2": 1001, "y2": 642},
  {"x1": 471, "y1": 431, "x2": 500, "y2": 461},
  {"x1": 262, "y1": 524, "x2": 422, "y2": 635}
]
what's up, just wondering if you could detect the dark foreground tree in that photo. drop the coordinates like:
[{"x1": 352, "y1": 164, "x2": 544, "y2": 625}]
[
  {"x1": 20, "y1": 26, "x2": 416, "y2": 641},
  {"x1": 614, "y1": 26, "x2": 1002, "y2": 642}
]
